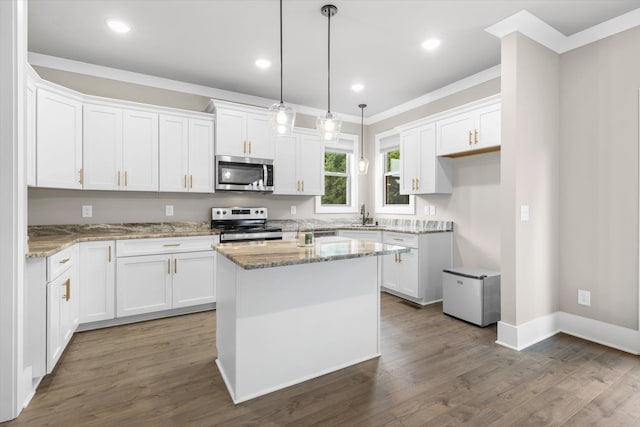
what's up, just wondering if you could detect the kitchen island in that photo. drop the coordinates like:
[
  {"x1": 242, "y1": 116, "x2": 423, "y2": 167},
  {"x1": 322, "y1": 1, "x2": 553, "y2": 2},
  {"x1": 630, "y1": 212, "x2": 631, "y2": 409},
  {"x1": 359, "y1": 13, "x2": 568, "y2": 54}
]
[{"x1": 214, "y1": 237, "x2": 408, "y2": 403}]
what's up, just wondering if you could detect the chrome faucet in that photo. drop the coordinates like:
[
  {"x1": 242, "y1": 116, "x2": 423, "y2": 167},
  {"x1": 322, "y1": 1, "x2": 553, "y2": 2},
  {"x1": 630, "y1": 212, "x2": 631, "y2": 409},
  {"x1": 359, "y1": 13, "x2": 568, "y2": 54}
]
[{"x1": 360, "y1": 203, "x2": 370, "y2": 226}]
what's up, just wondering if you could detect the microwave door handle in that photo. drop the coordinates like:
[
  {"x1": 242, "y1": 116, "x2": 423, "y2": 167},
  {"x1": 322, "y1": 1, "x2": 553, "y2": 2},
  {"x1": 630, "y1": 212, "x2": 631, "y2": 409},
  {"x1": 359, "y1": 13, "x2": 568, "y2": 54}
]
[{"x1": 263, "y1": 165, "x2": 268, "y2": 186}]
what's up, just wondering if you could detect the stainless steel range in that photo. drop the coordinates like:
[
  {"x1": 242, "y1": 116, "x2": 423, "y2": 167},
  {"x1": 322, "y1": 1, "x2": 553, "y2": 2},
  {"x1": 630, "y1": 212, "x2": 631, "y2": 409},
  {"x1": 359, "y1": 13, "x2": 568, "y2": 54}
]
[{"x1": 211, "y1": 207, "x2": 283, "y2": 243}]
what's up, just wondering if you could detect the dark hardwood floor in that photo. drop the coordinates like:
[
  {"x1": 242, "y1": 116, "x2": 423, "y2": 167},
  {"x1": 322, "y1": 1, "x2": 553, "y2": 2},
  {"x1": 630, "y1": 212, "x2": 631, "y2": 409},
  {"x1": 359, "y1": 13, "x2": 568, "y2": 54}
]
[{"x1": 6, "y1": 293, "x2": 640, "y2": 426}]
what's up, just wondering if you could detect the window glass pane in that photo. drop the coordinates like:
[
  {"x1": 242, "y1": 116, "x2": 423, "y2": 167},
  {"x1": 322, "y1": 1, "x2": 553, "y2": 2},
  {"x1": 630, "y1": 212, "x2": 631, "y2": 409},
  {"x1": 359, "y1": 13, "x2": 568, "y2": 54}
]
[
  {"x1": 386, "y1": 150, "x2": 400, "y2": 173},
  {"x1": 385, "y1": 175, "x2": 409, "y2": 205},
  {"x1": 322, "y1": 175, "x2": 348, "y2": 205},
  {"x1": 324, "y1": 152, "x2": 347, "y2": 173}
]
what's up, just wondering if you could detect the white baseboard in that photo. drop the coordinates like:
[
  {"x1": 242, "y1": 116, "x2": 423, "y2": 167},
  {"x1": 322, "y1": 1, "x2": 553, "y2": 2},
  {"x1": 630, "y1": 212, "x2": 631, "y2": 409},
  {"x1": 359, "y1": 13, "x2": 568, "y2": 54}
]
[{"x1": 496, "y1": 311, "x2": 640, "y2": 355}]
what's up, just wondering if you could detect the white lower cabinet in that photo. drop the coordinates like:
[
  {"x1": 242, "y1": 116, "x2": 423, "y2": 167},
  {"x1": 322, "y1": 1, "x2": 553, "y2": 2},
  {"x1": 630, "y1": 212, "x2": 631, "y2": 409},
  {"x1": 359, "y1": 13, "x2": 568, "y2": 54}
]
[
  {"x1": 381, "y1": 231, "x2": 452, "y2": 305},
  {"x1": 117, "y1": 254, "x2": 173, "y2": 317},
  {"x1": 79, "y1": 241, "x2": 115, "y2": 323},
  {"x1": 115, "y1": 236, "x2": 217, "y2": 318},
  {"x1": 338, "y1": 230, "x2": 382, "y2": 242},
  {"x1": 46, "y1": 244, "x2": 79, "y2": 373}
]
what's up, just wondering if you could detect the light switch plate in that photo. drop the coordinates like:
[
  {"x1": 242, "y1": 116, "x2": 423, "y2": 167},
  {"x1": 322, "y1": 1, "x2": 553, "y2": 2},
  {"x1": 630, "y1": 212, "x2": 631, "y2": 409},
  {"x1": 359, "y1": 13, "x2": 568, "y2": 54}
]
[
  {"x1": 424, "y1": 206, "x2": 429, "y2": 215},
  {"x1": 82, "y1": 205, "x2": 92, "y2": 218},
  {"x1": 520, "y1": 205, "x2": 529, "y2": 221},
  {"x1": 290, "y1": 206, "x2": 297, "y2": 215},
  {"x1": 429, "y1": 205, "x2": 436, "y2": 216},
  {"x1": 165, "y1": 205, "x2": 174, "y2": 216},
  {"x1": 578, "y1": 289, "x2": 591, "y2": 306}
]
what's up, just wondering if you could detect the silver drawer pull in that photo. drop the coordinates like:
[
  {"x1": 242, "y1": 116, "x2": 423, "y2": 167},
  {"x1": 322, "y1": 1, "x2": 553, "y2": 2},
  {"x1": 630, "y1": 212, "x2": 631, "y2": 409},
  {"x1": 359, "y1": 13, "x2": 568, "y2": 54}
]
[
  {"x1": 59, "y1": 258, "x2": 70, "y2": 264},
  {"x1": 163, "y1": 243, "x2": 181, "y2": 247},
  {"x1": 393, "y1": 238, "x2": 404, "y2": 242}
]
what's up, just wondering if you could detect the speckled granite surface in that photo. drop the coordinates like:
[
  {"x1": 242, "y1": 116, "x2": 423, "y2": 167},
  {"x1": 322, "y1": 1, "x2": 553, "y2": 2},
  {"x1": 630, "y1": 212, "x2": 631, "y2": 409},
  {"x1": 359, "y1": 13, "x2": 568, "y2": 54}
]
[
  {"x1": 269, "y1": 218, "x2": 453, "y2": 234},
  {"x1": 27, "y1": 219, "x2": 453, "y2": 258},
  {"x1": 215, "y1": 237, "x2": 410, "y2": 270},
  {"x1": 27, "y1": 222, "x2": 217, "y2": 258}
]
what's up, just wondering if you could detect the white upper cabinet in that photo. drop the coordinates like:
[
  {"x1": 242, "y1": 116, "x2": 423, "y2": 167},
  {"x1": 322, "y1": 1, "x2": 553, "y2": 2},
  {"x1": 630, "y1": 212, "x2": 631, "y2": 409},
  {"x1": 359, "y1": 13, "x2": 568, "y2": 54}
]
[
  {"x1": 26, "y1": 75, "x2": 37, "y2": 186},
  {"x1": 400, "y1": 123, "x2": 452, "y2": 195},
  {"x1": 83, "y1": 104, "x2": 158, "y2": 191},
  {"x1": 273, "y1": 130, "x2": 323, "y2": 195},
  {"x1": 36, "y1": 88, "x2": 83, "y2": 189},
  {"x1": 212, "y1": 101, "x2": 273, "y2": 159},
  {"x1": 159, "y1": 115, "x2": 214, "y2": 193},
  {"x1": 436, "y1": 98, "x2": 501, "y2": 157}
]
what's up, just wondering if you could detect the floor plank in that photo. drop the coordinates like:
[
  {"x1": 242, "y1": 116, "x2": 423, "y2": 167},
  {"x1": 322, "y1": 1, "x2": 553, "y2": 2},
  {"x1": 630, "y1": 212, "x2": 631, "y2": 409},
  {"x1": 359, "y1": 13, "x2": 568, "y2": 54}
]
[{"x1": 6, "y1": 293, "x2": 640, "y2": 426}]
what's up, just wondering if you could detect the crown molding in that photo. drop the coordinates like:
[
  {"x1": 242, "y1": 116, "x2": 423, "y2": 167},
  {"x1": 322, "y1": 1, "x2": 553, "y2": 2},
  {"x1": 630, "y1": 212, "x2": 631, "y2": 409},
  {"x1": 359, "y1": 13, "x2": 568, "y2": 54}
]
[
  {"x1": 485, "y1": 8, "x2": 640, "y2": 54},
  {"x1": 27, "y1": 52, "x2": 362, "y2": 123}
]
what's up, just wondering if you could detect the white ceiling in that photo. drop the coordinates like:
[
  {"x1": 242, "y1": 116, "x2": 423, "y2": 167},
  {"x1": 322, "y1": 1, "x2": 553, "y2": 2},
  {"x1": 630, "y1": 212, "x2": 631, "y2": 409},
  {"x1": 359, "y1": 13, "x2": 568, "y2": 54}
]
[{"x1": 28, "y1": 0, "x2": 640, "y2": 118}]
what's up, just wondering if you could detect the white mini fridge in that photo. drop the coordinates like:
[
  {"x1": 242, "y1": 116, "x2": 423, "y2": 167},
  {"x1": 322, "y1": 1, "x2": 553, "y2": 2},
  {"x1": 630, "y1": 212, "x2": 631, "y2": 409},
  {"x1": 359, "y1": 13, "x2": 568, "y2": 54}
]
[{"x1": 442, "y1": 267, "x2": 501, "y2": 327}]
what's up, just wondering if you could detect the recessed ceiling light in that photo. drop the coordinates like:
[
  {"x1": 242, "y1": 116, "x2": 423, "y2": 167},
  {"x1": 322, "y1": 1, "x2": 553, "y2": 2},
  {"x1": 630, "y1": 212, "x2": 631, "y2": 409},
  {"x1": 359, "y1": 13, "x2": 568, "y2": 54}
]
[
  {"x1": 106, "y1": 19, "x2": 130, "y2": 34},
  {"x1": 422, "y1": 38, "x2": 441, "y2": 50},
  {"x1": 255, "y1": 59, "x2": 271, "y2": 69},
  {"x1": 351, "y1": 83, "x2": 365, "y2": 92}
]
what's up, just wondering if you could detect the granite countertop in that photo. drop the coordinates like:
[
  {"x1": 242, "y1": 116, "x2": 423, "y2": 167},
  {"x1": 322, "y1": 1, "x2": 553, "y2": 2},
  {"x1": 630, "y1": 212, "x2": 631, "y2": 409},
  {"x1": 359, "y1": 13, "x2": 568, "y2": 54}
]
[
  {"x1": 27, "y1": 219, "x2": 453, "y2": 258},
  {"x1": 27, "y1": 222, "x2": 218, "y2": 258},
  {"x1": 215, "y1": 237, "x2": 410, "y2": 270}
]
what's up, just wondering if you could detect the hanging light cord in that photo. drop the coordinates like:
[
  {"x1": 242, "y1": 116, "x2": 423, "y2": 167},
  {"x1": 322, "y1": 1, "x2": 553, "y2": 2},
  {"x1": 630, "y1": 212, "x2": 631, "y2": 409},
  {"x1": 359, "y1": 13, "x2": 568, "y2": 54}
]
[
  {"x1": 327, "y1": 7, "x2": 331, "y2": 113},
  {"x1": 360, "y1": 106, "x2": 364, "y2": 157},
  {"x1": 279, "y1": 0, "x2": 283, "y2": 104}
]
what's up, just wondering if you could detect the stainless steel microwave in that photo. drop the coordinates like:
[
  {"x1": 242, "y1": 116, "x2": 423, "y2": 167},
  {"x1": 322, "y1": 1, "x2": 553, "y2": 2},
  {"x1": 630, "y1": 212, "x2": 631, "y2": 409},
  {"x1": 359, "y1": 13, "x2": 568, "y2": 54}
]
[{"x1": 215, "y1": 155, "x2": 274, "y2": 192}]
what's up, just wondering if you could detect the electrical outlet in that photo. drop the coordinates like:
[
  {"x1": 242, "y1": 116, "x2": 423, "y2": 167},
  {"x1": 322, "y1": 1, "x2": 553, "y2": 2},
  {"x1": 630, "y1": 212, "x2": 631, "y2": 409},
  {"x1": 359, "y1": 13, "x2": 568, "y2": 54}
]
[
  {"x1": 578, "y1": 289, "x2": 591, "y2": 306},
  {"x1": 424, "y1": 206, "x2": 429, "y2": 215},
  {"x1": 429, "y1": 205, "x2": 436, "y2": 216},
  {"x1": 82, "y1": 205, "x2": 92, "y2": 218},
  {"x1": 290, "y1": 206, "x2": 297, "y2": 215},
  {"x1": 165, "y1": 205, "x2": 174, "y2": 216},
  {"x1": 520, "y1": 205, "x2": 530, "y2": 221}
]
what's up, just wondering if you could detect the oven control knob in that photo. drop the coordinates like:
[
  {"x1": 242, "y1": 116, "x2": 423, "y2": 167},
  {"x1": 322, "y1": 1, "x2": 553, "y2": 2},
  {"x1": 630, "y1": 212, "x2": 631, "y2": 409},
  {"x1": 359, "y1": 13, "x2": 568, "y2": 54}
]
[
  {"x1": 255, "y1": 210, "x2": 259, "y2": 214},
  {"x1": 216, "y1": 210, "x2": 221, "y2": 215},
  {"x1": 260, "y1": 210, "x2": 264, "y2": 214},
  {"x1": 223, "y1": 210, "x2": 227, "y2": 215}
]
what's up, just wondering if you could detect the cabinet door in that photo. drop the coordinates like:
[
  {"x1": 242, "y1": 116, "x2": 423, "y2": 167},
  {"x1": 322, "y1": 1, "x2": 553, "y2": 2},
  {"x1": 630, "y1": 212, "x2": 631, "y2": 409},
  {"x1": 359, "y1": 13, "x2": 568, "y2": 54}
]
[
  {"x1": 476, "y1": 103, "x2": 501, "y2": 150},
  {"x1": 436, "y1": 112, "x2": 474, "y2": 156},
  {"x1": 215, "y1": 108, "x2": 246, "y2": 157},
  {"x1": 298, "y1": 134, "x2": 324, "y2": 195},
  {"x1": 79, "y1": 241, "x2": 115, "y2": 323},
  {"x1": 273, "y1": 134, "x2": 299, "y2": 195},
  {"x1": 172, "y1": 252, "x2": 215, "y2": 308},
  {"x1": 159, "y1": 115, "x2": 189, "y2": 192},
  {"x1": 246, "y1": 112, "x2": 273, "y2": 159},
  {"x1": 122, "y1": 110, "x2": 159, "y2": 191},
  {"x1": 116, "y1": 254, "x2": 172, "y2": 317},
  {"x1": 397, "y1": 249, "x2": 419, "y2": 298},
  {"x1": 83, "y1": 104, "x2": 122, "y2": 190},
  {"x1": 416, "y1": 123, "x2": 452, "y2": 194},
  {"x1": 399, "y1": 128, "x2": 419, "y2": 195},
  {"x1": 381, "y1": 253, "x2": 402, "y2": 292},
  {"x1": 36, "y1": 88, "x2": 82, "y2": 189},
  {"x1": 188, "y1": 119, "x2": 214, "y2": 193},
  {"x1": 26, "y1": 78, "x2": 37, "y2": 186},
  {"x1": 46, "y1": 279, "x2": 62, "y2": 374}
]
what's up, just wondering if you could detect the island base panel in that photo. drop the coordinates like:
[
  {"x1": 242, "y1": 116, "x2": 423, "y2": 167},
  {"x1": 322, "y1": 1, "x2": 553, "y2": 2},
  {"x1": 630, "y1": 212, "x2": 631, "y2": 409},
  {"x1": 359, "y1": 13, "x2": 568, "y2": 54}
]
[{"x1": 216, "y1": 255, "x2": 381, "y2": 403}]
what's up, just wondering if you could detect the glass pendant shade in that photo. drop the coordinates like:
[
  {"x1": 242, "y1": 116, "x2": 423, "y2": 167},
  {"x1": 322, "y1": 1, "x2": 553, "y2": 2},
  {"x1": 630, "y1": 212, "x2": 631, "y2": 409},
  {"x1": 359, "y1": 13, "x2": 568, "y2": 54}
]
[
  {"x1": 316, "y1": 111, "x2": 342, "y2": 143},
  {"x1": 270, "y1": 102, "x2": 296, "y2": 135},
  {"x1": 358, "y1": 157, "x2": 369, "y2": 175}
]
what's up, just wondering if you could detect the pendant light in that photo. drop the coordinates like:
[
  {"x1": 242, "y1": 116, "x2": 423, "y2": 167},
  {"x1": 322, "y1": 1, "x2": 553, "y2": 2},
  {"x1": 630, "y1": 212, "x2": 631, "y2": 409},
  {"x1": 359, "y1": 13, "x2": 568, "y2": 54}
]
[
  {"x1": 317, "y1": 4, "x2": 342, "y2": 143},
  {"x1": 357, "y1": 104, "x2": 369, "y2": 175},
  {"x1": 269, "y1": 0, "x2": 296, "y2": 135}
]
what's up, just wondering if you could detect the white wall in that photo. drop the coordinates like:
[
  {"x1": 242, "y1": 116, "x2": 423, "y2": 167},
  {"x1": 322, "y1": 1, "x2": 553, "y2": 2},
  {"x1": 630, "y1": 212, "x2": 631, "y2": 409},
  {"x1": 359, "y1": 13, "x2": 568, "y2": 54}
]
[{"x1": 559, "y1": 26, "x2": 640, "y2": 330}]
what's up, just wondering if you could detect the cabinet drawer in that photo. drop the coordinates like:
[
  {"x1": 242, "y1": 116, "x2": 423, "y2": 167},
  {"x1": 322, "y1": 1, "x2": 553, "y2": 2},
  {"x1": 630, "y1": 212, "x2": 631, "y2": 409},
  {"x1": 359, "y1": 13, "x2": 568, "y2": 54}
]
[
  {"x1": 116, "y1": 236, "x2": 218, "y2": 257},
  {"x1": 47, "y1": 245, "x2": 75, "y2": 282},
  {"x1": 383, "y1": 232, "x2": 419, "y2": 249}
]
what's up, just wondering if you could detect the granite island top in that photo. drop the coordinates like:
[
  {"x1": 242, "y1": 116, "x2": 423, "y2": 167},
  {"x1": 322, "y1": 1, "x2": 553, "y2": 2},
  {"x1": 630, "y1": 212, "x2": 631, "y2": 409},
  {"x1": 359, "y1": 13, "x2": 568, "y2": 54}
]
[
  {"x1": 27, "y1": 219, "x2": 452, "y2": 258},
  {"x1": 215, "y1": 237, "x2": 410, "y2": 270}
]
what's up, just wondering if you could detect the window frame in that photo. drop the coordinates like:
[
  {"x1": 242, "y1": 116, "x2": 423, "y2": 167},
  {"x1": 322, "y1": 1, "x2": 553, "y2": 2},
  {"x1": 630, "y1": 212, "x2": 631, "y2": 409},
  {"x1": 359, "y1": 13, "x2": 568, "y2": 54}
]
[
  {"x1": 375, "y1": 130, "x2": 415, "y2": 215},
  {"x1": 315, "y1": 133, "x2": 359, "y2": 214}
]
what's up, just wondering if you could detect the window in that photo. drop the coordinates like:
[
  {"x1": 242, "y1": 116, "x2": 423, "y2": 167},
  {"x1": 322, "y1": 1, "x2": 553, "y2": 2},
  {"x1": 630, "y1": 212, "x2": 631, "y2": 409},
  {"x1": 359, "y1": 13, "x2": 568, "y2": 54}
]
[
  {"x1": 375, "y1": 131, "x2": 414, "y2": 214},
  {"x1": 316, "y1": 134, "x2": 359, "y2": 213}
]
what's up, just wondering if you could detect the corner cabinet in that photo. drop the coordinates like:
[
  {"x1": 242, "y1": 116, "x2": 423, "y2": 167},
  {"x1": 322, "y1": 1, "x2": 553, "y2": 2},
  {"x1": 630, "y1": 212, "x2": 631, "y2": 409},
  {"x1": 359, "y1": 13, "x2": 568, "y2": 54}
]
[
  {"x1": 159, "y1": 115, "x2": 214, "y2": 193},
  {"x1": 36, "y1": 87, "x2": 83, "y2": 189},
  {"x1": 115, "y1": 236, "x2": 217, "y2": 318},
  {"x1": 211, "y1": 100, "x2": 273, "y2": 159},
  {"x1": 436, "y1": 98, "x2": 501, "y2": 157},
  {"x1": 273, "y1": 130, "x2": 324, "y2": 195},
  {"x1": 381, "y1": 231, "x2": 452, "y2": 305},
  {"x1": 399, "y1": 123, "x2": 452, "y2": 195}
]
